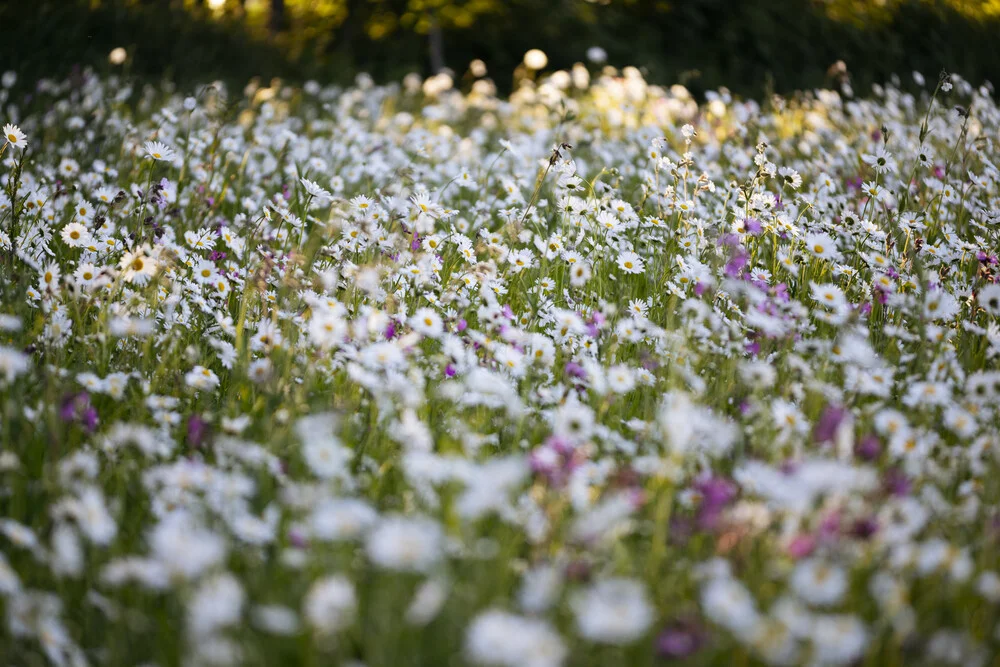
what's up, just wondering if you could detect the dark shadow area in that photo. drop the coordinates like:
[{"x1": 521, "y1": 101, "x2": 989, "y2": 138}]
[{"x1": 2, "y1": 0, "x2": 998, "y2": 97}]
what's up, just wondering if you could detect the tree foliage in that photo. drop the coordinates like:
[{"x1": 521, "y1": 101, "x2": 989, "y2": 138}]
[{"x1": 3, "y1": 0, "x2": 1000, "y2": 98}]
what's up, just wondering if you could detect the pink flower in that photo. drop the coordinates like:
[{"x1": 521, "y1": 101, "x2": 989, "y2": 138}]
[{"x1": 787, "y1": 534, "x2": 816, "y2": 559}]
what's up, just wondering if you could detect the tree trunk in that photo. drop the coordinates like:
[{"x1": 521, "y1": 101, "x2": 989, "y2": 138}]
[
  {"x1": 428, "y1": 13, "x2": 445, "y2": 73},
  {"x1": 329, "y1": 0, "x2": 366, "y2": 55},
  {"x1": 269, "y1": 0, "x2": 287, "y2": 34}
]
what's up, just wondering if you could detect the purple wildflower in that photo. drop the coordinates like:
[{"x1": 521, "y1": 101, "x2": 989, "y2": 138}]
[
  {"x1": 883, "y1": 468, "x2": 912, "y2": 497},
  {"x1": 855, "y1": 434, "x2": 881, "y2": 461},
  {"x1": 59, "y1": 392, "x2": 98, "y2": 433},
  {"x1": 724, "y1": 248, "x2": 749, "y2": 278},
  {"x1": 656, "y1": 618, "x2": 707, "y2": 659},
  {"x1": 813, "y1": 403, "x2": 848, "y2": 444},
  {"x1": 694, "y1": 475, "x2": 736, "y2": 530},
  {"x1": 850, "y1": 517, "x2": 878, "y2": 540},
  {"x1": 186, "y1": 414, "x2": 209, "y2": 448}
]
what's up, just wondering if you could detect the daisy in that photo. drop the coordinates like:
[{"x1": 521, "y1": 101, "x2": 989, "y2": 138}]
[
  {"x1": 59, "y1": 157, "x2": 80, "y2": 177},
  {"x1": 507, "y1": 248, "x2": 535, "y2": 273},
  {"x1": 977, "y1": 283, "x2": 1000, "y2": 316},
  {"x1": 184, "y1": 366, "x2": 220, "y2": 391},
  {"x1": 572, "y1": 578, "x2": 654, "y2": 645},
  {"x1": 300, "y1": 177, "x2": 331, "y2": 201},
  {"x1": 3, "y1": 123, "x2": 26, "y2": 150},
  {"x1": 570, "y1": 261, "x2": 592, "y2": 286},
  {"x1": 350, "y1": 194, "x2": 374, "y2": 213},
  {"x1": 248, "y1": 358, "x2": 273, "y2": 384},
  {"x1": 466, "y1": 611, "x2": 566, "y2": 667},
  {"x1": 804, "y1": 233, "x2": 840, "y2": 261},
  {"x1": 410, "y1": 307, "x2": 444, "y2": 338},
  {"x1": 120, "y1": 248, "x2": 158, "y2": 284},
  {"x1": 495, "y1": 345, "x2": 526, "y2": 377},
  {"x1": 791, "y1": 559, "x2": 847, "y2": 607},
  {"x1": 617, "y1": 251, "x2": 645, "y2": 275},
  {"x1": 923, "y1": 291, "x2": 959, "y2": 320},
  {"x1": 862, "y1": 147, "x2": 897, "y2": 174},
  {"x1": 0, "y1": 346, "x2": 29, "y2": 384},
  {"x1": 701, "y1": 577, "x2": 760, "y2": 637},
  {"x1": 410, "y1": 191, "x2": 442, "y2": 218},
  {"x1": 607, "y1": 364, "x2": 636, "y2": 393},
  {"x1": 303, "y1": 576, "x2": 356, "y2": 634},
  {"x1": 144, "y1": 140, "x2": 176, "y2": 162},
  {"x1": 73, "y1": 200, "x2": 95, "y2": 222},
  {"x1": 251, "y1": 320, "x2": 283, "y2": 351},
  {"x1": 366, "y1": 515, "x2": 443, "y2": 573},
  {"x1": 192, "y1": 259, "x2": 217, "y2": 284},
  {"x1": 811, "y1": 282, "x2": 847, "y2": 309},
  {"x1": 40, "y1": 263, "x2": 61, "y2": 291},
  {"x1": 628, "y1": 299, "x2": 650, "y2": 318},
  {"x1": 60, "y1": 222, "x2": 91, "y2": 248},
  {"x1": 212, "y1": 276, "x2": 231, "y2": 297}
]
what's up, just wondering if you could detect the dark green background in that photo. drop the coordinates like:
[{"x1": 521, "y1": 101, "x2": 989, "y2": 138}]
[{"x1": 3, "y1": 0, "x2": 997, "y2": 98}]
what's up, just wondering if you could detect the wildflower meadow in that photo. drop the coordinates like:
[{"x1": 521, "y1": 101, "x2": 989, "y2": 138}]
[{"x1": 1, "y1": 64, "x2": 1000, "y2": 666}]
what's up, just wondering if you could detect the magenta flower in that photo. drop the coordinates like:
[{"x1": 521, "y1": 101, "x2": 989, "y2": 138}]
[{"x1": 786, "y1": 534, "x2": 816, "y2": 559}]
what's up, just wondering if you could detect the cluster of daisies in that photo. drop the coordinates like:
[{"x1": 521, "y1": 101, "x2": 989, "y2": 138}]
[{"x1": 1, "y1": 62, "x2": 999, "y2": 666}]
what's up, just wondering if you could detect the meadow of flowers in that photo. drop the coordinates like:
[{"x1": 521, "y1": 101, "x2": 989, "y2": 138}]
[{"x1": 1, "y1": 62, "x2": 999, "y2": 666}]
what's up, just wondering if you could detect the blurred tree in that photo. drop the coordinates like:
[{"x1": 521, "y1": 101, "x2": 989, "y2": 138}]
[
  {"x1": 271, "y1": 0, "x2": 287, "y2": 33},
  {"x1": 321, "y1": 0, "x2": 509, "y2": 72},
  {"x1": 5, "y1": 0, "x2": 1000, "y2": 99}
]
